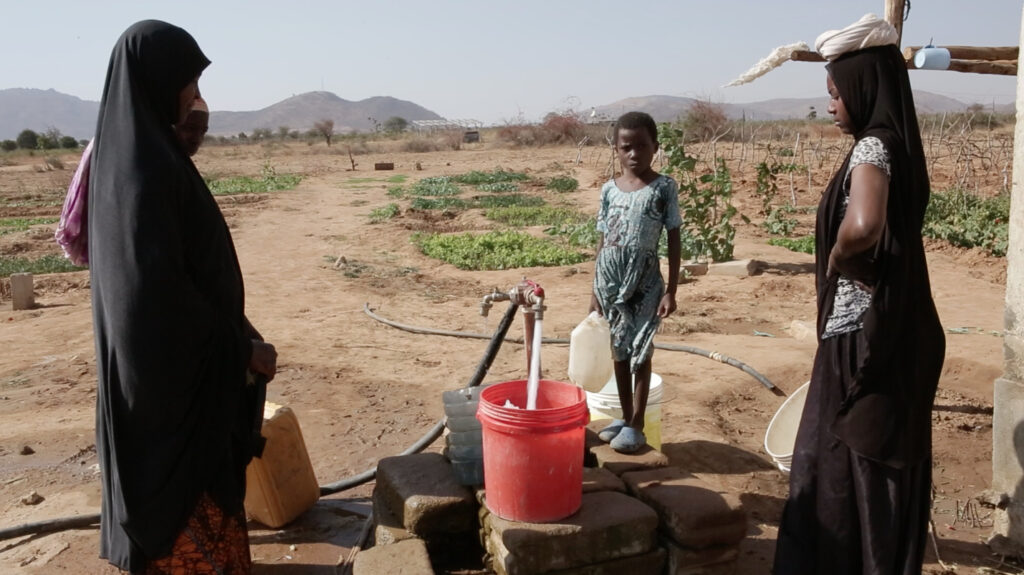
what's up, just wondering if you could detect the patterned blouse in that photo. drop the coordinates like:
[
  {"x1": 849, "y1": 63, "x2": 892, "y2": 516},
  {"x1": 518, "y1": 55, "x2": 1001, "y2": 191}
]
[{"x1": 822, "y1": 136, "x2": 891, "y2": 339}]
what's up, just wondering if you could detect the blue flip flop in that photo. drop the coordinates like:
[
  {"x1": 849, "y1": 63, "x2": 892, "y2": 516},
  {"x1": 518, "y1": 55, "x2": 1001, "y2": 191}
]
[
  {"x1": 610, "y1": 426, "x2": 646, "y2": 454},
  {"x1": 597, "y1": 419, "x2": 626, "y2": 443}
]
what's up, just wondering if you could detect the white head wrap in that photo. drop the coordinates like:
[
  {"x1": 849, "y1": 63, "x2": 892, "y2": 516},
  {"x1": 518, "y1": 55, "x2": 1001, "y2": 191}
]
[{"x1": 815, "y1": 14, "x2": 899, "y2": 62}]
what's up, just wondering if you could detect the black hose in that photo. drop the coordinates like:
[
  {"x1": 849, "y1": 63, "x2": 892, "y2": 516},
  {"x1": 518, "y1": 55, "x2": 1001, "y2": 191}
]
[
  {"x1": 1, "y1": 302, "x2": 523, "y2": 540},
  {"x1": 318, "y1": 301, "x2": 520, "y2": 496}
]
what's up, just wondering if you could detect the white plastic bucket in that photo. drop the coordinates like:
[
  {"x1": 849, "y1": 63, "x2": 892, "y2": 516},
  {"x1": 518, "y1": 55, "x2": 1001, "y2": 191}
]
[
  {"x1": 586, "y1": 373, "x2": 663, "y2": 450},
  {"x1": 764, "y1": 381, "x2": 810, "y2": 473}
]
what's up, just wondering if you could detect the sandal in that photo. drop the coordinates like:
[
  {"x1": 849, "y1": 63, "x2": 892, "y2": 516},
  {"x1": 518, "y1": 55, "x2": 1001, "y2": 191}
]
[
  {"x1": 610, "y1": 426, "x2": 646, "y2": 454},
  {"x1": 597, "y1": 419, "x2": 626, "y2": 443}
]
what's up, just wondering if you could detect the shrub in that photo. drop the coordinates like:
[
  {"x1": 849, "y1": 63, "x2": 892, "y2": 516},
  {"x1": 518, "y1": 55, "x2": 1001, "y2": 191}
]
[
  {"x1": 545, "y1": 219, "x2": 600, "y2": 249},
  {"x1": 546, "y1": 176, "x2": 578, "y2": 193},
  {"x1": 410, "y1": 197, "x2": 469, "y2": 210},
  {"x1": 540, "y1": 112, "x2": 586, "y2": 144},
  {"x1": 409, "y1": 177, "x2": 461, "y2": 197},
  {"x1": 413, "y1": 230, "x2": 587, "y2": 270},
  {"x1": 477, "y1": 182, "x2": 519, "y2": 193},
  {"x1": 768, "y1": 236, "x2": 815, "y2": 254},
  {"x1": 401, "y1": 138, "x2": 440, "y2": 153},
  {"x1": 369, "y1": 203, "x2": 400, "y2": 223},
  {"x1": 16, "y1": 129, "x2": 38, "y2": 150},
  {"x1": 682, "y1": 100, "x2": 728, "y2": 142},
  {"x1": 923, "y1": 188, "x2": 1009, "y2": 256},
  {"x1": 1, "y1": 140, "x2": 16, "y2": 152}
]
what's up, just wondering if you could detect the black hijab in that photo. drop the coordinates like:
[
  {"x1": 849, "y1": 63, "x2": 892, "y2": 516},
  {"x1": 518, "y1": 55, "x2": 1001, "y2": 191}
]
[
  {"x1": 814, "y1": 44, "x2": 945, "y2": 468},
  {"x1": 89, "y1": 21, "x2": 255, "y2": 570}
]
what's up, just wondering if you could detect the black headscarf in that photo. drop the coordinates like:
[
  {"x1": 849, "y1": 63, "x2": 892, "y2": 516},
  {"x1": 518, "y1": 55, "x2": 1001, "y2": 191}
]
[
  {"x1": 89, "y1": 20, "x2": 255, "y2": 570},
  {"x1": 815, "y1": 44, "x2": 945, "y2": 468}
]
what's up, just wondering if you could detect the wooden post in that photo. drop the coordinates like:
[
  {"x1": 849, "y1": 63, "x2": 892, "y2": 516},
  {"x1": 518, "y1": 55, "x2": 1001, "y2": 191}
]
[{"x1": 885, "y1": 0, "x2": 905, "y2": 46}]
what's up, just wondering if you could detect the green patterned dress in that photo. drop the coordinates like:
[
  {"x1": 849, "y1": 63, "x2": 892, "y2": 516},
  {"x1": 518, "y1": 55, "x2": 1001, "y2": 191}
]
[{"x1": 594, "y1": 174, "x2": 681, "y2": 372}]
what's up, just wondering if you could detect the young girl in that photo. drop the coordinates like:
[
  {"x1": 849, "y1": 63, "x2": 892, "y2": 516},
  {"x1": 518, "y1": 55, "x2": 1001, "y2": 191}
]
[{"x1": 590, "y1": 111, "x2": 681, "y2": 453}]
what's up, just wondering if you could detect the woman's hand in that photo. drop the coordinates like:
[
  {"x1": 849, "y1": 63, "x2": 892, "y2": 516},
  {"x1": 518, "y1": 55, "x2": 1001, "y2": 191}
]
[
  {"x1": 658, "y1": 293, "x2": 677, "y2": 318},
  {"x1": 249, "y1": 340, "x2": 277, "y2": 382},
  {"x1": 589, "y1": 293, "x2": 603, "y2": 317}
]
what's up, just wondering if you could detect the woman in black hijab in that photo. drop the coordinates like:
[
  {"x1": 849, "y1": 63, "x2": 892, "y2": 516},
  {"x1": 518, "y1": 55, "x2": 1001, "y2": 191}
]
[
  {"x1": 89, "y1": 20, "x2": 276, "y2": 573},
  {"x1": 773, "y1": 19, "x2": 945, "y2": 575}
]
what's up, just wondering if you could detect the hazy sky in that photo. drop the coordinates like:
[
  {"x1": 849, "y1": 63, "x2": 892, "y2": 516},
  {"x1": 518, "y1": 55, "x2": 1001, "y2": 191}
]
[{"x1": 2, "y1": 1, "x2": 1020, "y2": 124}]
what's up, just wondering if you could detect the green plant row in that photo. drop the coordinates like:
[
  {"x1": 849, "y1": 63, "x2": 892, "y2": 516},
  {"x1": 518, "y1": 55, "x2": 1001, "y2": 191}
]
[
  {"x1": 207, "y1": 164, "x2": 301, "y2": 196},
  {"x1": 0, "y1": 254, "x2": 84, "y2": 276},
  {"x1": 413, "y1": 230, "x2": 586, "y2": 270},
  {"x1": 768, "y1": 236, "x2": 816, "y2": 254},
  {"x1": 485, "y1": 206, "x2": 586, "y2": 227},
  {"x1": 368, "y1": 203, "x2": 400, "y2": 223},
  {"x1": 449, "y1": 169, "x2": 529, "y2": 185},
  {"x1": 0, "y1": 217, "x2": 59, "y2": 236},
  {"x1": 923, "y1": 188, "x2": 1009, "y2": 256},
  {"x1": 546, "y1": 176, "x2": 578, "y2": 193}
]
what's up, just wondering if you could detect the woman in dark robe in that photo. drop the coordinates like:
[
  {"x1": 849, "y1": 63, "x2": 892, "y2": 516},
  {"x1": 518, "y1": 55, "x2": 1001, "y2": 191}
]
[
  {"x1": 773, "y1": 15, "x2": 945, "y2": 575},
  {"x1": 89, "y1": 20, "x2": 277, "y2": 573}
]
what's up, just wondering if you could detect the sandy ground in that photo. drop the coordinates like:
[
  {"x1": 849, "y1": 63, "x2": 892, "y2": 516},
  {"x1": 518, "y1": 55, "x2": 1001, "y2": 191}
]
[{"x1": 0, "y1": 137, "x2": 1011, "y2": 574}]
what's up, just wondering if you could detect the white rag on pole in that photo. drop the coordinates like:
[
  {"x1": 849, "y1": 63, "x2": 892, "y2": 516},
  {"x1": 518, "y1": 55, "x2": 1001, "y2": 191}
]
[{"x1": 723, "y1": 41, "x2": 808, "y2": 87}]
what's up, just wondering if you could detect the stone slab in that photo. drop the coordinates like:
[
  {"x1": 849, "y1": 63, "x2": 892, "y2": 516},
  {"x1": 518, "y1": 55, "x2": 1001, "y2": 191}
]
[
  {"x1": 663, "y1": 537, "x2": 739, "y2": 575},
  {"x1": 621, "y1": 467, "x2": 746, "y2": 549},
  {"x1": 706, "y1": 259, "x2": 762, "y2": 277},
  {"x1": 485, "y1": 491, "x2": 658, "y2": 575},
  {"x1": 582, "y1": 466, "x2": 626, "y2": 494},
  {"x1": 11, "y1": 273, "x2": 33, "y2": 310},
  {"x1": 353, "y1": 538, "x2": 433, "y2": 575},
  {"x1": 588, "y1": 443, "x2": 670, "y2": 476},
  {"x1": 374, "y1": 452, "x2": 477, "y2": 537},
  {"x1": 372, "y1": 495, "x2": 416, "y2": 546},
  {"x1": 545, "y1": 547, "x2": 666, "y2": 575},
  {"x1": 682, "y1": 262, "x2": 709, "y2": 277}
]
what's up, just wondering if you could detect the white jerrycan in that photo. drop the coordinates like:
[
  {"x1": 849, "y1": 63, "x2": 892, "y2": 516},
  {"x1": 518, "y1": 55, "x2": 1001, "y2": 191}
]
[{"x1": 568, "y1": 312, "x2": 614, "y2": 392}]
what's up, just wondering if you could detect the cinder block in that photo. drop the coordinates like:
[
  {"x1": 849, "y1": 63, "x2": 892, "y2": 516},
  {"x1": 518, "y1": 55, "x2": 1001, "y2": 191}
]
[
  {"x1": 372, "y1": 496, "x2": 416, "y2": 546},
  {"x1": 621, "y1": 467, "x2": 746, "y2": 550},
  {"x1": 485, "y1": 491, "x2": 658, "y2": 575},
  {"x1": 374, "y1": 162, "x2": 395, "y2": 170},
  {"x1": 582, "y1": 467, "x2": 626, "y2": 494},
  {"x1": 663, "y1": 538, "x2": 739, "y2": 575},
  {"x1": 11, "y1": 273, "x2": 33, "y2": 310},
  {"x1": 546, "y1": 547, "x2": 666, "y2": 575},
  {"x1": 374, "y1": 452, "x2": 477, "y2": 537},
  {"x1": 787, "y1": 319, "x2": 816, "y2": 341},
  {"x1": 682, "y1": 262, "x2": 709, "y2": 277},
  {"x1": 707, "y1": 259, "x2": 762, "y2": 277},
  {"x1": 353, "y1": 538, "x2": 433, "y2": 575}
]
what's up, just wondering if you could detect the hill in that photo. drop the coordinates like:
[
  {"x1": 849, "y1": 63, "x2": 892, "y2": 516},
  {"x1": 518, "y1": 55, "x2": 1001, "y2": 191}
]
[
  {"x1": 0, "y1": 89, "x2": 443, "y2": 140},
  {"x1": 594, "y1": 90, "x2": 1002, "y2": 123}
]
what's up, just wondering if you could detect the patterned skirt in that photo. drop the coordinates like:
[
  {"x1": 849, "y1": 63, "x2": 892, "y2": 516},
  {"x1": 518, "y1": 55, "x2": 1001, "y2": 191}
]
[{"x1": 136, "y1": 493, "x2": 251, "y2": 575}]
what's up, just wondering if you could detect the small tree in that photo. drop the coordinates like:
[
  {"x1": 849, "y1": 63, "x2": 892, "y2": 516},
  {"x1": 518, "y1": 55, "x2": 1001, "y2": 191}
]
[
  {"x1": 682, "y1": 100, "x2": 728, "y2": 142},
  {"x1": 59, "y1": 135, "x2": 79, "y2": 149},
  {"x1": 37, "y1": 127, "x2": 62, "y2": 150},
  {"x1": 1, "y1": 140, "x2": 17, "y2": 152},
  {"x1": 277, "y1": 126, "x2": 290, "y2": 139},
  {"x1": 16, "y1": 129, "x2": 38, "y2": 150},
  {"x1": 314, "y1": 119, "x2": 335, "y2": 146},
  {"x1": 251, "y1": 127, "x2": 272, "y2": 140},
  {"x1": 383, "y1": 116, "x2": 408, "y2": 134},
  {"x1": 807, "y1": 106, "x2": 817, "y2": 120}
]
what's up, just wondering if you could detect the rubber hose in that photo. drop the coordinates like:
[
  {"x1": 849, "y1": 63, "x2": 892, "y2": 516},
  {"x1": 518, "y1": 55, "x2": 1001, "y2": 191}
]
[{"x1": 317, "y1": 301, "x2": 520, "y2": 496}]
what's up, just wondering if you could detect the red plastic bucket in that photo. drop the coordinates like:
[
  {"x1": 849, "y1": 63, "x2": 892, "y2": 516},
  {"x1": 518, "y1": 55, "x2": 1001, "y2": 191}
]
[{"x1": 476, "y1": 379, "x2": 589, "y2": 522}]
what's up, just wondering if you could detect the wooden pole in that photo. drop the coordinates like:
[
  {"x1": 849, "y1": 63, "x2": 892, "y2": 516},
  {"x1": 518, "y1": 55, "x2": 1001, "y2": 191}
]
[
  {"x1": 885, "y1": 0, "x2": 906, "y2": 45},
  {"x1": 792, "y1": 50, "x2": 1017, "y2": 76},
  {"x1": 903, "y1": 46, "x2": 1019, "y2": 62}
]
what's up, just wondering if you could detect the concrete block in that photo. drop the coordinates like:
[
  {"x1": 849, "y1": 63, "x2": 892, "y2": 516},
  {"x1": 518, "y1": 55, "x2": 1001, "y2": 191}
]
[
  {"x1": 374, "y1": 162, "x2": 395, "y2": 170},
  {"x1": 544, "y1": 547, "x2": 666, "y2": 575},
  {"x1": 663, "y1": 537, "x2": 739, "y2": 575},
  {"x1": 485, "y1": 491, "x2": 658, "y2": 575},
  {"x1": 582, "y1": 467, "x2": 626, "y2": 494},
  {"x1": 682, "y1": 262, "x2": 709, "y2": 277},
  {"x1": 622, "y1": 467, "x2": 746, "y2": 549},
  {"x1": 11, "y1": 273, "x2": 33, "y2": 310},
  {"x1": 707, "y1": 259, "x2": 762, "y2": 277},
  {"x1": 589, "y1": 442, "x2": 670, "y2": 476},
  {"x1": 374, "y1": 453, "x2": 477, "y2": 537},
  {"x1": 372, "y1": 495, "x2": 416, "y2": 546},
  {"x1": 353, "y1": 538, "x2": 433, "y2": 575}
]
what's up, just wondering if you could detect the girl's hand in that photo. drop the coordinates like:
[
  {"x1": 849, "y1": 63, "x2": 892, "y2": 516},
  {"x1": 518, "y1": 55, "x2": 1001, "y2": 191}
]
[
  {"x1": 589, "y1": 293, "x2": 603, "y2": 317},
  {"x1": 249, "y1": 340, "x2": 277, "y2": 382},
  {"x1": 658, "y1": 293, "x2": 677, "y2": 318}
]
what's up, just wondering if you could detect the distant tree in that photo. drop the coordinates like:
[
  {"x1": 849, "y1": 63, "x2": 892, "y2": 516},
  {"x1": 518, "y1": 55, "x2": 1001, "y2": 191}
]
[
  {"x1": 367, "y1": 116, "x2": 381, "y2": 132},
  {"x1": 314, "y1": 119, "x2": 335, "y2": 146},
  {"x1": 289, "y1": 130, "x2": 300, "y2": 140},
  {"x1": 1, "y1": 140, "x2": 16, "y2": 152},
  {"x1": 16, "y1": 129, "x2": 39, "y2": 150},
  {"x1": 59, "y1": 135, "x2": 79, "y2": 149},
  {"x1": 38, "y1": 127, "x2": 62, "y2": 150},
  {"x1": 383, "y1": 116, "x2": 408, "y2": 134},
  {"x1": 251, "y1": 127, "x2": 272, "y2": 140},
  {"x1": 682, "y1": 100, "x2": 728, "y2": 142},
  {"x1": 967, "y1": 102, "x2": 985, "y2": 115},
  {"x1": 277, "y1": 126, "x2": 290, "y2": 140},
  {"x1": 807, "y1": 106, "x2": 817, "y2": 120},
  {"x1": 238, "y1": 132, "x2": 248, "y2": 140}
]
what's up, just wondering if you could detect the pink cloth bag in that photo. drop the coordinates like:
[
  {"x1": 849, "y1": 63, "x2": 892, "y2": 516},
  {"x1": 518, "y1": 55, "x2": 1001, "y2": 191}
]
[{"x1": 54, "y1": 139, "x2": 92, "y2": 266}]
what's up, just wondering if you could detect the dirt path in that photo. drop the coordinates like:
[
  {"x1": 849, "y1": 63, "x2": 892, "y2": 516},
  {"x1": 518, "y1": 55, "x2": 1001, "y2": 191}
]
[{"x1": 0, "y1": 142, "x2": 1009, "y2": 573}]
